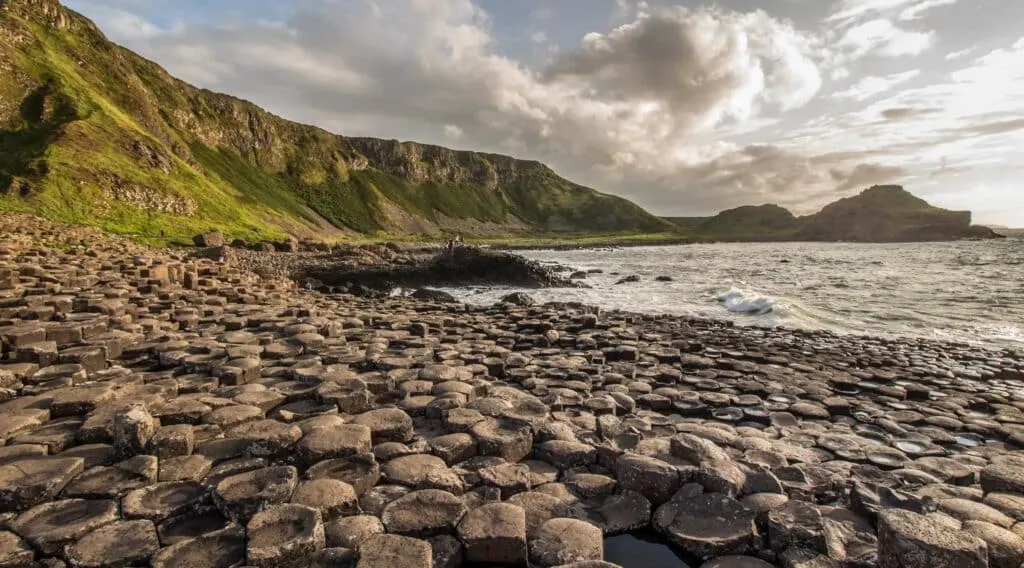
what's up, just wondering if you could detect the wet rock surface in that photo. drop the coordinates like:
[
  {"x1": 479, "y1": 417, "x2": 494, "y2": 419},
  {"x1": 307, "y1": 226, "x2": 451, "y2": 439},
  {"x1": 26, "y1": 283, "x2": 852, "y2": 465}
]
[{"x1": 0, "y1": 213, "x2": 1021, "y2": 567}]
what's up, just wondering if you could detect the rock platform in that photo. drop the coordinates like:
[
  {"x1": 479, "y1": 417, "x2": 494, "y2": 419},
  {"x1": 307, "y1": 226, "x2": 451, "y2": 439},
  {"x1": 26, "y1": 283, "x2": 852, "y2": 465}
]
[{"x1": 0, "y1": 213, "x2": 1022, "y2": 568}]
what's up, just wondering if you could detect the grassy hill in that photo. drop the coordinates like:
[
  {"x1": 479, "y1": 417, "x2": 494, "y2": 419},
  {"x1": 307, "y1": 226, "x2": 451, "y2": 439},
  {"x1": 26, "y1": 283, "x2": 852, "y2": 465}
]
[{"x1": 0, "y1": 0, "x2": 673, "y2": 244}]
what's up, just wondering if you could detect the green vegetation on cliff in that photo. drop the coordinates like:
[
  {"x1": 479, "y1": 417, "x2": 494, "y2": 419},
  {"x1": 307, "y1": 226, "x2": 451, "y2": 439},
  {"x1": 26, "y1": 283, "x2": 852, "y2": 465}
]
[{"x1": 0, "y1": 0, "x2": 672, "y2": 243}]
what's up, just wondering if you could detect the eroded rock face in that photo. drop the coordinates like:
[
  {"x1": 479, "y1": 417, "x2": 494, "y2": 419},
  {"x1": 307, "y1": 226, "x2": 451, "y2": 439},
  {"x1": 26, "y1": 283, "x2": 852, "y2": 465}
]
[{"x1": 0, "y1": 213, "x2": 1020, "y2": 568}]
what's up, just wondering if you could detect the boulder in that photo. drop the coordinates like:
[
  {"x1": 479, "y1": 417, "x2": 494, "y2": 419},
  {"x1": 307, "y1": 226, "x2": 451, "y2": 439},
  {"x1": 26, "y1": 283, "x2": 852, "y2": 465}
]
[
  {"x1": 410, "y1": 289, "x2": 458, "y2": 303},
  {"x1": 193, "y1": 230, "x2": 225, "y2": 247}
]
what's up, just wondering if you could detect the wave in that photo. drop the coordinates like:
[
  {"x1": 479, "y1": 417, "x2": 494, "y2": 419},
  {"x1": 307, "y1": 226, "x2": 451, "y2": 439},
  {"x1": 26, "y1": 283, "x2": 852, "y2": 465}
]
[{"x1": 714, "y1": 287, "x2": 776, "y2": 315}]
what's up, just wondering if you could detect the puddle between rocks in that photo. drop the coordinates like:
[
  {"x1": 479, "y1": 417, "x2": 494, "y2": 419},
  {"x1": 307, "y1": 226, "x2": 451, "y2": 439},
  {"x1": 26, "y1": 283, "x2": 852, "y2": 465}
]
[{"x1": 604, "y1": 532, "x2": 694, "y2": 568}]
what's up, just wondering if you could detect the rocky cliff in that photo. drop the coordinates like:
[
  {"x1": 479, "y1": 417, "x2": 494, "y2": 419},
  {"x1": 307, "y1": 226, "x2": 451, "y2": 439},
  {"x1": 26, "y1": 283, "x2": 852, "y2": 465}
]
[
  {"x1": 668, "y1": 185, "x2": 1003, "y2": 242},
  {"x1": 0, "y1": 0, "x2": 671, "y2": 242}
]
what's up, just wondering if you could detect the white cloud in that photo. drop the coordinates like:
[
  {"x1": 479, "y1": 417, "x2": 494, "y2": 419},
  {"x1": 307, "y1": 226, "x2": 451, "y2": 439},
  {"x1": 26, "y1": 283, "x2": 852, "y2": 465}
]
[
  {"x1": 832, "y1": 69, "x2": 921, "y2": 100},
  {"x1": 826, "y1": 0, "x2": 959, "y2": 24},
  {"x1": 66, "y1": 0, "x2": 1022, "y2": 224},
  {"x1": 443, "y1": 124, "x2": 464, "y2": 139},
  {"x1": 945, "y1": 46, "x2": 975, "y2": 60},
  {"x1": 835, "y1": 18, "x2": 933, "y2": 59},
  {"x1": 898, "y1": 0, "x2": 959, "y2": 21}
]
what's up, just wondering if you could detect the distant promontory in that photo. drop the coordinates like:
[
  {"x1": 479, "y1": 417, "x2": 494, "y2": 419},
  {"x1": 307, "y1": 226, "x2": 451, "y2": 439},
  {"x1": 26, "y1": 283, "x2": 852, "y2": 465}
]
[{"x1": 664, "y1": 185, "x2": 1004, "y2": 243}]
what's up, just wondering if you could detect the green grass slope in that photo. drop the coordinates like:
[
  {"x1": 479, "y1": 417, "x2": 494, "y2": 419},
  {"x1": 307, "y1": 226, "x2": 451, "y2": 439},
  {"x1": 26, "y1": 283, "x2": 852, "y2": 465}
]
[{"x1": 0, "y1": 0, "x2": 672, "y2": 243}]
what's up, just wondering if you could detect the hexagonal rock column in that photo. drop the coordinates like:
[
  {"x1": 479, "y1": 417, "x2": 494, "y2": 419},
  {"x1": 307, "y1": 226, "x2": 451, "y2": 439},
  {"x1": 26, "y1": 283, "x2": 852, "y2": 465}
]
[
  {"x1": 356, "y1": 534, "x2": 432, "y2": 568},
  {"x1": 472, "y1": 418, "x2": 534, "y2": 463},
  {"x1": 66, "y1": 519, "x2": 161, "y2": 568},
  {"x1": 246, "y1": 504, "x2": 326, "y2": 568},
  {"x1": 878, "y1": 509, "x2": 988, "y2": 568},
  {"x1": 381, "y1": 489, "x2": 467, "y2": 538},
  {"x1": 457, "y1": 502, "x2": 528, "y2": 565},
  {"x1": 528, "y1": 518, "x2": 604, "y2": 567},
  {"x1": 213, "y1": 466, "x2": 298, "y2": 523},
  {"x1": 653, "y1": 492, "x2": 758, "y2": 560}
]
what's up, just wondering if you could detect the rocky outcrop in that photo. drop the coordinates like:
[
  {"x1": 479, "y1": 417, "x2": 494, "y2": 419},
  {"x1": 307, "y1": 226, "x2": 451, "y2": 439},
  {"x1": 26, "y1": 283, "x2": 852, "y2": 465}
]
[
  {"x1": 674, "y1": 185, "x2": 1004, "y2": 243},
  {"x1": 300, "y1": 246, "x2": 584, "y2": 291},
  {"x1": 795, "y1": 185, "x2": 998, "y2": 242}
]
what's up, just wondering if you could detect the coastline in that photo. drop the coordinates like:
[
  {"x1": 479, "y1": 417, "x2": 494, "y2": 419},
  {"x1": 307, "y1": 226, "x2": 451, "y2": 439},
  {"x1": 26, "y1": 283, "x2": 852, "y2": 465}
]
[{"x1": 1, "y1": 212, "x2": 1022, "y2": 567}]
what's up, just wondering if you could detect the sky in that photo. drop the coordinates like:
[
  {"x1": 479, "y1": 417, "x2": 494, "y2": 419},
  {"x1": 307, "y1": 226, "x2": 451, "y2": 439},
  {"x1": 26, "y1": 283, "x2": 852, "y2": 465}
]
[{"x1": 64, "y1": 0, "x2": 1024, "y2": 226}]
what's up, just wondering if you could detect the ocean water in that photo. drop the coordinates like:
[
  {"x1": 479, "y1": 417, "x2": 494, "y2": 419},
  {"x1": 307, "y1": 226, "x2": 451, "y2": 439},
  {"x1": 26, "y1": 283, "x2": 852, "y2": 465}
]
[{"x1": 438, "y1": 239, "x2": 1024, "y2": 349}]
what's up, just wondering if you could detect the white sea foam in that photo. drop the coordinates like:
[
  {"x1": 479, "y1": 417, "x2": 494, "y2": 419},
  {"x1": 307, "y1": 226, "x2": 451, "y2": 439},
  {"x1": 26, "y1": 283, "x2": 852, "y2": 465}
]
[
  {"x1": 714, "y1": 287, "x2": 776, "y2": 315},
  {"x1": 438, "y1": 239, "x2": 1024, "y2": 348}
]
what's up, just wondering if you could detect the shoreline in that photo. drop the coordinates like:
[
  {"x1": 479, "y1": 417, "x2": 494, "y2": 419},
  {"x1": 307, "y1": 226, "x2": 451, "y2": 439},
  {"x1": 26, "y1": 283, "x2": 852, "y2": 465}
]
[{"x1": 1, "y1": 212, "x2": 1023, "y2": 568}]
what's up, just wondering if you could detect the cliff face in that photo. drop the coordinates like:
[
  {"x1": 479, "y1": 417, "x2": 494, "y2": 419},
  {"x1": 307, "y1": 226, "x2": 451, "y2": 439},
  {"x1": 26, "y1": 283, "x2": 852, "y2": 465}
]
[
  {"x1": 668, "y1": 185, "x2": 1002, "y2": 242},
  {"x1": 0, "y1": 0, "x2": 671, "y2": 242}
]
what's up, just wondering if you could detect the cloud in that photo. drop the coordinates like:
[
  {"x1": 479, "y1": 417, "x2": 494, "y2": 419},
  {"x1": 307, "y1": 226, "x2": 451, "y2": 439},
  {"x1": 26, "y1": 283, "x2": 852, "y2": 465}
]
[
  {"x1": 879, "y1": 106, "x2": 941, "y2": 121},
  {"x1": 832, "y1": 69, "x2": 920, "y2": 101},
  {"x1": 65, "y1": 3, "x2": 165, "y2": 39},
  {"x1": 834, "y1": 18, "x2": 933, "y2": 59},
  {"x1": 898, "y1": 0, "x2": 959, "y2": 21},
  {"x1": 68, "y1": 0, "x2": 1023, "y2": 223},
  {"x1": 825, "y1": 0, "x2": 958, "y2": 24}
]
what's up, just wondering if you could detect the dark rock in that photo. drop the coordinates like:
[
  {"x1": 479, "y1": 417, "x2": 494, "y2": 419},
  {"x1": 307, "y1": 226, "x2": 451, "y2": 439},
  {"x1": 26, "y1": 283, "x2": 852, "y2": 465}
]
[
  {"x1": 500, "y1": 293, "x2": 535, "y2": 306},
  {"x1": 410, "y1": 289, "x2": 458, "y2": 303},
  {"x1": 193, "y1": 231, "x2": 225, "y2": 248}
]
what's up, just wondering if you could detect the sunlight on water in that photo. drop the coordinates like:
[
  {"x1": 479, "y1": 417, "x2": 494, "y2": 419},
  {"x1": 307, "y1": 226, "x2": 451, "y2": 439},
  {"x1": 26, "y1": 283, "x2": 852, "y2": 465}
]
[{"x1": 441, "y1": 239, "x2": 1024, "y2": 348}]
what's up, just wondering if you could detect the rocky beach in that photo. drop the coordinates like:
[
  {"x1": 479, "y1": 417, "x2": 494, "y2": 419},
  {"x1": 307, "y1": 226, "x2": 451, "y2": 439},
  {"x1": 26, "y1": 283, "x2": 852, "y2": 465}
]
[{"x1": 0, "y1": 213, "x2": 1023, "y2": 568}]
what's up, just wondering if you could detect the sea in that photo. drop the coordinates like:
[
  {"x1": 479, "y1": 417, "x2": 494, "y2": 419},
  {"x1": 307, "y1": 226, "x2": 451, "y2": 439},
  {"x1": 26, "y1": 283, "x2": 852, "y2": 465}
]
[{"x1": 438, "y1": 239, "x2": 1024, "y2": 350}]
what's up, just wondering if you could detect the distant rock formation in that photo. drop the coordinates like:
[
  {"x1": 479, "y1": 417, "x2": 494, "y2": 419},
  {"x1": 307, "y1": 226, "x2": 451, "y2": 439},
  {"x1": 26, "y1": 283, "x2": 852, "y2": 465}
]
[{"x1": 665, "y1": 185, "x2": 1005, "y2": 243}]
